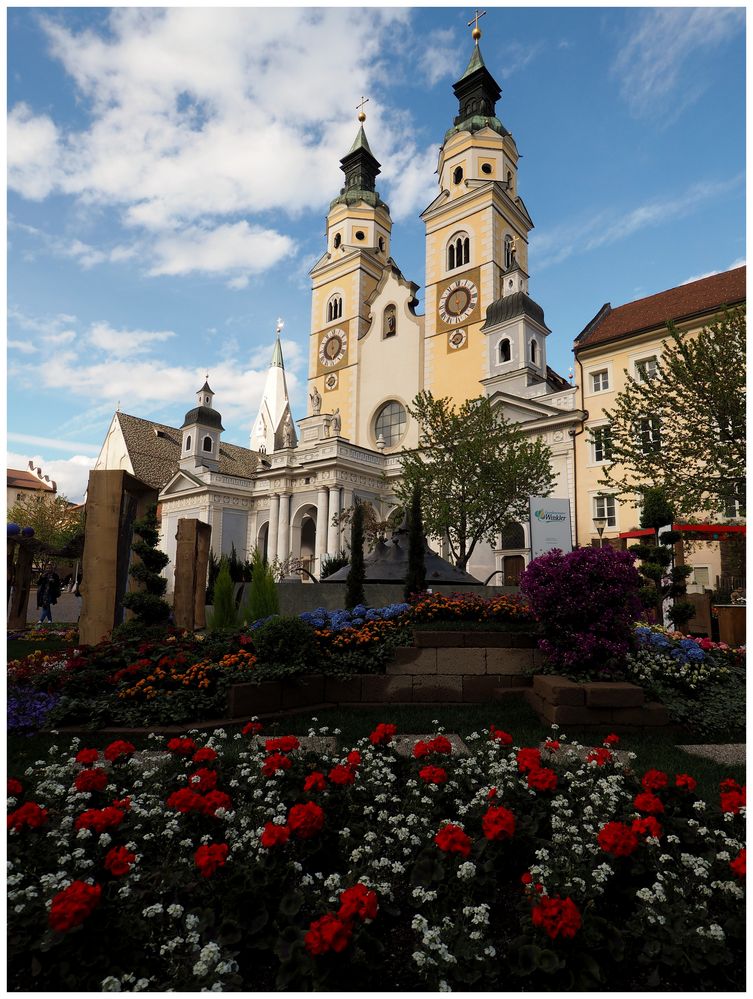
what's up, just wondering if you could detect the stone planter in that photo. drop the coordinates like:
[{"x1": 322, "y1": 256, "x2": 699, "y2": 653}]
[
  {"x1": 715, "y1": 604, "x2": 746, "y2": 647},
  {"x1": 526, "y1": 675, "x2": 669, "y2": 729}
]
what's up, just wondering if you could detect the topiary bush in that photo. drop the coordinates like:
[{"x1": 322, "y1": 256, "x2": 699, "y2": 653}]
[
  {"x1": 251, "y1": 615, "x2": 319, "y2": 677},
  {"x1": 242, "y1": 548, "x2": 279, "y2": 624},
  {"x1": 207, "y1": 560, "x2": 238, "y2": 632},
  {"x1": 121, "y1": 506, "x2": 170, "y2": 628},
  {"x1": 520, "y1": 546, "x2": 643, "y2": 680}
]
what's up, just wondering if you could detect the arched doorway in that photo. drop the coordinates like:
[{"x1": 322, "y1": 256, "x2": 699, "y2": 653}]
[
  {"x1": 300, "y1": 516, "x2": 316, "y2": 578},
  {"x1": 290, "y1": 502, "x2": 319, "y2": 580},
  {"x1": 257, "y1": 522, "x2": 269, "y2": 562}
]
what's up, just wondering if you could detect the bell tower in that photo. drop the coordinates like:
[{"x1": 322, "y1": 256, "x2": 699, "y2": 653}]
[
  {"x1": 308, "y1": 100, "x2": 393, "y2": 442},
  {"x1": 422, "y1": 14, "x2": 534, "y2": 407}
]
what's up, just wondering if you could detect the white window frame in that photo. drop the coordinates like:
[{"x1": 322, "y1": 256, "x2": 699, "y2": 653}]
[
  {"x1": 637, "y1": 415, "x2": 661, "y2": 454},
  {"x1": 691, "y1": 565, "x2": 711, "y2": 587},
  {"x1": 591, "y1": 369, "x2": 610, "y2": 393},
  {"x1": 589, "y1": 423, "x2": 612, "y2": 464},
  {"x1": 446, "y1": 230, "x2": 471, "y2": 273},
  {"x1": 593, "y1": 493, "x2": 617, "y2": 529},
  {"x1": 634, "y1": 354, "x2": 659, "y2": 382},
  {"x1": 583, "y1": 360, "x2": 613, "y2": 397}
]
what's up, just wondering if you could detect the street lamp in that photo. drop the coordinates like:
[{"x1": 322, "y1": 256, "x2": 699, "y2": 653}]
[{"x1": 593, "y1": 517, "x2": 607, "y2": 548}]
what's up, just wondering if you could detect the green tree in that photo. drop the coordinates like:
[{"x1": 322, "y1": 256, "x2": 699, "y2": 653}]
[
  {"x1": 241, "y1": 548, "x2": 279, "y2": 623},
  {"x1": 207, "y1": 559, "x2": 238, "y2": 631},
  {"x1": 345, "y1": 500, "x2": 366, "y2": 609},
  {"x1": 396, "y1": 392, "x2": 555, "y2": 571},
  {"x1": 630, "y1": 487, "x2": 694, "y2": 628},
  {"x1": 7, "y1": 493, "x2": 83, "y2": 550},
  {"x1": 121, "y1": 506, "x2": 171, "y2": 626},
  {"x1": 332, "y1": 501, "x2": 403, "y2": 551},
  {"x1": 404, "y1": 485, "x2": 426, "y2": 601},
  {"x1": 601, "y1": 308, "x2": 745, "y2": 517}
]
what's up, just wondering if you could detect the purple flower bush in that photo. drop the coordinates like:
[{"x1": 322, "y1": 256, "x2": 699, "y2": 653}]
[
  {"x1": 520, "y1": 546, "x2": 643, "y2": 679},
  {"x1": 8, "y1": 687, "x2": 61, "y2": 734}
]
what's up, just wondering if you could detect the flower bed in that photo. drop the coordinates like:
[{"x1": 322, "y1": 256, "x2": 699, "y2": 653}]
[{"x1": 7, "y1": 723, "x2": 745, "y2": 991}]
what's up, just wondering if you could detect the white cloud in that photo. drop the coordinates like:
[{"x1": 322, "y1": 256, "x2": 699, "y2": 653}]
[
  {"x1": 533, "y1": 174, "x2": 744, "y2": 269},
  {"x1": 149, "y1": 222, "x2": 295, "y2": 278},
  {"x1": 419, "y1": 29, "x2": 462, "y2": 87},
  {"x1": 7, "y1": 8, "x2": 442, "y2": 280},
  {"x1": 681, "y1": 257, "x2": 746, "y2": 286},
  {"x1": 6, "y1": 450, "x2": 95, "y2": 503},
  {"x1": 613, "y1": 8, "x2": 744, "y2": 120},
  {"x1": 499, "y1": 40, "x2": 546, "y2": 77},
  {"x1": 86, "y1": 321, "x2": 176, "y2": 356},
  {"x1": 8, "y1": 433, "x2": 101, "y2": 455},
  {"x1": 7, "y1": 103, "x2": 60, "y2": 199},
  {"x1": 8, "y1": 339, "x2": 38, "y2": 354}
]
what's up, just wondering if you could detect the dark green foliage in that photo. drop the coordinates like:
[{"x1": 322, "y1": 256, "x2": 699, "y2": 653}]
[
  {"x1": 643, "y1": 666, "x2": 746, "y2": 742},
  {"x1": 345, "y1": 501, "x2": 366, "y2": 609},
  {"x1": 121, "y1": 506, "x2": 171, "y2": 626},
  {"x1": 404, "y1": 486, "x2": 426, "y2": 601},
  {"x1": 207, "y1": 560, "x2": 238, "y2": 631},
  {"x1": 632, "y1": 488, "x2": 693, "y2": 625},
  {"x1": 206, "y1": 549, "x2": 220, "y2": 603},
  {"x1": 228, "y1": 544, "x2": 253, "y2": 582},
  {"x1": 242, "y1": 548, "x2": 279, "y2": 623},
  {"x1": 320, "y1": 551, "x2": 349, "y2": 579},
  {"x1": 640, "y1": 486, "x2": 675, "y2": 531},
  {"x1": 251, "y1": 615, "x2": 318, "y2": 675}
]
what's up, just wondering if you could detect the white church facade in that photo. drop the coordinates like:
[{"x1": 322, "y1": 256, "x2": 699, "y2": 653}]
[{"x1": 94, "y1": 30, "x2": 584, "y2": 589}]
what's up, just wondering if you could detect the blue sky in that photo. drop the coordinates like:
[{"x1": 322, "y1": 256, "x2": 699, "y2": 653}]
[{"x1": 7, "y1": 5, "x2": 746, "y2": 502}]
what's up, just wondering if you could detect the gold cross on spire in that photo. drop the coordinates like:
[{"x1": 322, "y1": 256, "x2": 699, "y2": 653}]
[
  {"x1": 356, "y1": 96, "x2": 369, "y2": 123},
  {"x1": 468, "y1": 8, "x2": 486, "y2": 43}
]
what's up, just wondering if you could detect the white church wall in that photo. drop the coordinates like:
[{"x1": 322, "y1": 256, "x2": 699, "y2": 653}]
[{"x1": 222, "y1": 509, "x2": 248, "y2": 558}]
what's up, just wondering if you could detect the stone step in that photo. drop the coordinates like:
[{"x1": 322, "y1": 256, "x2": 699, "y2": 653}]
[{"x1": 414, "y1": 630, "x2": 537, "y2": 649}]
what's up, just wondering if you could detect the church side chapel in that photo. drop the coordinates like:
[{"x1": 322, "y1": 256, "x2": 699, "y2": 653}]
[{"x1": 94, "y1": 21, "x2": 583, "y2": 588}]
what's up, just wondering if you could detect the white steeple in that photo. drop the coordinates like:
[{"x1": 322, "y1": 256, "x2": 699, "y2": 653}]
[{"x1": 250, "y1": 319, "x2": 297, "y2": 453}]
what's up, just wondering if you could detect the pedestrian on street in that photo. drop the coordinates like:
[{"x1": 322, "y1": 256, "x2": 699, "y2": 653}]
[{"x1": 37, "y1": 566, "x2": 61, "y2": 624}]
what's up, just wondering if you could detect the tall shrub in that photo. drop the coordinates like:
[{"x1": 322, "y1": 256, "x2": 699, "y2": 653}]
[
  {"x1": 404, "y1": 486, "x2": 426, "y2": 601},
  {"x1": 520, "y1": 546, "x2": 643, "y2": 679},
  {"x1": 207, "y1": 559, "x2": 238, "y2": 631},
  {"x1": 242, "y1": 548, "x2": 279, "y2": 623},
  {"x1": 345, "y1": 500, "x2": 366, "y2": 609},
  {"x1": 121, "y1": 505, "x2": 170, "y2": 626},
  {"x1": 630, "y1": 487, "x2": 694, "y2": 629}
]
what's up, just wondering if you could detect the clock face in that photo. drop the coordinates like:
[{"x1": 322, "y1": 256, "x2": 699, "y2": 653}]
[
  {"x1": 448, "y1": 328, "x2": 467, "y2": 351},
  {"x1": 439, "y1": 279, "x2": 478, "y2": 325},
  {"x1": 319, "y1": 329, "x2": 347, "y2": 367}
]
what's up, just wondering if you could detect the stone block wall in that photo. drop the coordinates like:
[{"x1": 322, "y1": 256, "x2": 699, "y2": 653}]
[{"x1": 525, "y1": 675, "x2": 669, "y2": 729}]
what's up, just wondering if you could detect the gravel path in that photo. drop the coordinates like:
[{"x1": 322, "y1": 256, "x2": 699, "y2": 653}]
[{"x1": 677, "y1": 744, "x2": 746, "y2": 766}]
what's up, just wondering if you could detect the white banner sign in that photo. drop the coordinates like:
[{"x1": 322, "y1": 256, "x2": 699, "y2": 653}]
[{"x1": 528, "y1": 496, "x2": 573, "y2": 558}]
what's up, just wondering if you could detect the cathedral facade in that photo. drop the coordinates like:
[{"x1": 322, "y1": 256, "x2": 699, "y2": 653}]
[{"x1": 95, "y1": 31, "x2": 584, "y2": 589}]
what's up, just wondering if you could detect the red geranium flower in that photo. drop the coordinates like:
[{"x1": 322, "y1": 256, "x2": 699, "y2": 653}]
[
  {"x1": 166, "y1": 788, "x2": 206, "y2": 814},
  {"x1": 304, "y1": 913, "x2": 353, "y2": 955},
  {"x1": 520, "y1": 871, "x2": 533, "y2": 885},
  {"x1": 265, "y1": 736, "x2": 300, "y2": 754},
  {"x1": 104, "y1": 740, "x2": 135, "y2": 762},
  {"x1": 188, "y1": 768, "x2": 218, "y2": 792},
  {"x1": 675, "y1": 773, "x2": 697, "y2": 792},
  {"x1": 730, "y1": 848, "x2": 746, "y2": 878},
  {"x1": 434, "y1": 823, "x2": 472, "y2": 857},
  {"x1": 721, "y1": 786, "x2": 746, "y2": 814},
  {"x1": 48, "y1": 881, "x2": 102, "y2": 933},
  {"x1": 192, "y1": 747, "x2": 218, "y2": 764},
  {"x1": 346, "y1": 750, "x2": 362, "y2": 767},
  {"x1": 419, "y1": 765, "x2": 448, "y2": 785},
  {"x1": 242, "y1": 721, "x2": 263, "y2": 736},
  {"x1": 260, "y1": 822, "x2": 291, "y2": 848},
  {"x1": 634, "y1": 791, "x2": 664, "y2": 814},
  {"x1": 490, "y1": 725, "x2": 513, "y2": 745},
  {"x1": 339, "y1": 883, "x2": 378, "y2": 922},
  {"x1": 604, "y1": 733, "x2": 620, "y2": 746},
  {"x1": 112, "y1": 796, "x2": 131, "y2": 811},
  {"x1": 194, "y1": 843, "x2": 229, "y2": 878},
  {"x1": 7, "y1": 801, "x2": 48, "y2": 831},
  {"x1": 544, "y1": 740, "x2": 560, "y2": 752},
  {"x1": 597, "y1": 821, "x2": 639, "y2": 857},
  {"x1": 203, "y1": 790, "x2": 233, "y2": 816},
  {"x1": 527, "y1": 767, "x2": 558, "y2": 792},
  {"x1": 369, "y1": 723, "x2": 396, "y2": 746},
  {"x1": 328, "y1": 764, "x2": 355, "y2": 787},
  {"x1": 104, "y1": 845, "x2": 136, "y2": 877},
  {"x1": 166, "y1": 737, "x2": 197, "y2": 756},
  {"x1": 641, "y1": 769, "x2": 669, "y2": 792},
  {"x1": 288, "y1": 801, "x2": 325, "y2": 839},
  {"x1": 304, "y1": 771, "x2": 327, "y2": 793},
  {"x1": 262, "y1": 753, "x2": 292, "y2": 777},
  {"x1": 720, "y1": 778, "x2": 741, "y2": 794},
  {"x1": 7, "y1": 778, "x2": 23, "y2": 797},
  {"x1": 516, "y1": 748, "x2": 541, "y2": 773},
  {"x1": 75, "y1": 806, "x2": 125, "y2": 833},
  {"x1": 75, "y1": 749, "x2": 99, "y2": 765},
  {"x1": 413, "y1": 735, "x2": 452, "y2": 757},
  {"x1": 632, "y1": 816, "x2": 662, "y2": 840},
  {"x1": 587, "y1": 748, "x2": 612, "y2": 767},
  {"x1": 531, "y1": 895, "x2": 582, "y2": 939},
  {"x1": 487, "y1": 787, "x2": 497, "y2": 800},
  {"x1": 482, "y1": 805, "x2": 516, "y2": 841},
  {"x1": 75, "y1": 768, "x2": 109, "y2": 793}
]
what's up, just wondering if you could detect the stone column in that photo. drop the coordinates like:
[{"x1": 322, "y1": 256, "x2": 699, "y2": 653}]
[
  {"x1": 315, "y1": 487, "x2": 329, "y2": 570},
  {"x1": 267, "y1": 493, "x2": 280, "y2": 563},
  {"x1": 327, "y1": 485, "x2": 341, "y2": 555},
  {"x1": 277, "y1": 493, "x2": 291, "y2": 566}
]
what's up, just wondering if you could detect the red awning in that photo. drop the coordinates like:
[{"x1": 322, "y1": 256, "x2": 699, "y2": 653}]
[{"x1": 619, "y1": 523, "x2": 746, "y2": 540}]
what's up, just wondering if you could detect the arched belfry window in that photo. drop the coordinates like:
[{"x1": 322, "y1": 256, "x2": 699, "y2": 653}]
[
  {"x1": 327, "y1": 294, "x2": 343, "y2": 323},
  {"x1": 447, "y1": 231, "x2": 470, "y2": 271},
  {"x1": 504, "y1": 234, "x2": 515, "y2": 270},
  {"x1": 499, "y1": 338, "x2": 511, "y2": 363},
  {"x1": 185, "y1": 435, "x2": 191, "y2": 451},
  {"x1": 203, "y1": 435, "x2": 213, "y2": 452},
  {"x1": 333, "y1": 233, "x2": 341, "y2": 249},
  {"x1": 530, "y1": 339, "x2": 538, "y2": 365}
]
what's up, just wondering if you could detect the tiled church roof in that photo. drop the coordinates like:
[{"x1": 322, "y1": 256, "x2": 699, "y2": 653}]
[
  {"x1": 575, "y1": 266, "x2": 746, "y2": 350},
  {"x1": 116, "y1": 413, "x2": 259, "y2": 491}
]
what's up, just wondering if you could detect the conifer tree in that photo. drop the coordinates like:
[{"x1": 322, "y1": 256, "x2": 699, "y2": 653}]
[
  {"x1": 404, "y1": 486, "x2": 426, "y2": 601},
  {"x1": 207, "y1": 558, "x2": 238, "y2": 631},
  {"x1": 345, "y1": 500, "x2": 366, "y2": 609},
  {"x1": 121, "y1": 505, "x2": 171, "y2": 626}
]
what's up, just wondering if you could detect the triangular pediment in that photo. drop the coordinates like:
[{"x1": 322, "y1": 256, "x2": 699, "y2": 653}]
[
  {"x1": 160, "y1": 468, "x2": 207, "y2": 498},
  {"x1": 487, "y1": 389, "x2": 576, "y2": 424}
]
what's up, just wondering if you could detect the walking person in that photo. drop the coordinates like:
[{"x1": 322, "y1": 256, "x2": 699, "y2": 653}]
[{"x1": 37, "y1": 566, "x2": 61, "y2": 625}]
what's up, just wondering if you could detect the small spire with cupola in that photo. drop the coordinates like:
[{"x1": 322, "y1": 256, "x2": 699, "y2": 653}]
[
  {"x1": 250, "y1": 319, "x2": 297, "y2": 454},
  {"x1": 180, "y1": 375, "x2": 224, "y2": 473}
]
